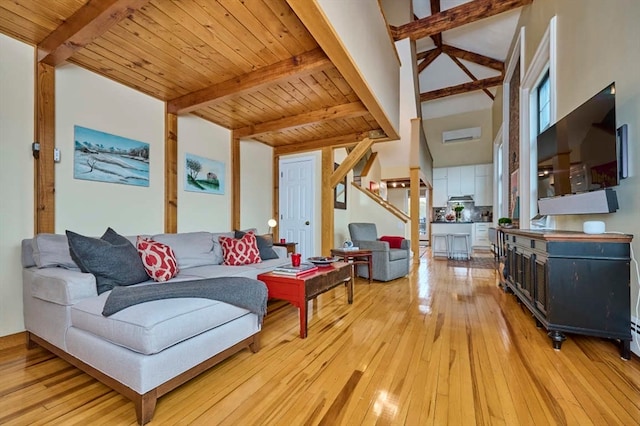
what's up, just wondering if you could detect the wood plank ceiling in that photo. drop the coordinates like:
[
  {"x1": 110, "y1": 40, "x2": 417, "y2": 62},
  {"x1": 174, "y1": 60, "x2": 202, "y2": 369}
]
[{"x1": 0, "y1": 0, "x2": 382, "y2": 151}]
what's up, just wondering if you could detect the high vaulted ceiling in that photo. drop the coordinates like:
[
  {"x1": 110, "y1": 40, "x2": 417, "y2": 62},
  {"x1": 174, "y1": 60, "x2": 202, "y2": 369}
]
[
  {"x1": 1, "y1": 0, "x2": 531, "y2": 152},
  {"x1": 393, "y1": 0, "x2": 531, "y2": 119}
]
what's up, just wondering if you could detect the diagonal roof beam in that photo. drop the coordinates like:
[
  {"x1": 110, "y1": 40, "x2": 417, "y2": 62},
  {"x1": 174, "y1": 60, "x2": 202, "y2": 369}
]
[
  {"x1": 234, "y1": 101, "x2": 368, "y2": 139},
  {"x1": 167, "y1": 48, "x2": 332, "y2": 114},
  {"x1": 420, "y1": 75, "x2": 503, "y2": 102},
  {"x1": 418, "y1": 48, "x2": 442, "y2": 74},
  {"x1": 37, "y1": 0, "x2": 151, "y2": 66},
  {"x1": 429, "y1": 0, "x2": 443, "y2": 47},
  {"x1": 392, "y1": 0, "x2": 533, "y2": 41},
  {"x1": 442, "y1": 44, "x2": 504, "y2": 72},
  {"x1": 448, "y1": 55, "x2": 495, "y2": 100}
]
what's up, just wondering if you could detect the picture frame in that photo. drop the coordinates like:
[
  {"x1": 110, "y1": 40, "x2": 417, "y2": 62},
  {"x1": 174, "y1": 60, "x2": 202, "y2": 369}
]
[
  {"x1": 334, "y1": 163, "x2": 347, "y2": 210},
  {"x1": 73, "y1": 125, "x2": 150, "y2": 187},
  {"x1": 185, "y1": 153, "x2": 225, "y2": 195}
]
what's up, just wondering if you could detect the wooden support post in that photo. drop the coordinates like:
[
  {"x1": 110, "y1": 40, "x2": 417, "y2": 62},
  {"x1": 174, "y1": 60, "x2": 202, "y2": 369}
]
[
  {"x1": 164, "y1": 110, "x2": 178, "y2": 233},
  {"x1": 273, "y1": 154, "x2": 280, "y2": 238},
  {"x1": 410, "y1": 168, "x2": 421, "y2": 263},
  {"x1": 34, "y1": 62, "x2": 55, "y2": 234},
  {"x1": 231, "y1": 135, "x2": 241, "y2": 231},
  {"x1": 321, "y1": 147, "x2": 334, "y2": 255}
]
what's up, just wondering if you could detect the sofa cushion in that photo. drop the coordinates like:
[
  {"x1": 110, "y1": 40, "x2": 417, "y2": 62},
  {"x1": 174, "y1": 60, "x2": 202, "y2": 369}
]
[
  {"x1": 151, "y1": 232, "x2": 218, "y2": 269},
  {"x1": 235, "y1": 230, "x2": 279, "y2": 260},
  {"x1": 219, "y1": 232, "x2": 261, "y2": 266},
  {"x1": 70, "y1": 291, "x2": 251, "y2": 355},
  {"x1": 66, "y1": 228, "x2": 149, "y2": 294},
  {"x1": 136, "y1": 237, "x2": 179, "y2": 282},
  {"x1": 31, "y1": 234, "x2": 80, "y2": 270}
]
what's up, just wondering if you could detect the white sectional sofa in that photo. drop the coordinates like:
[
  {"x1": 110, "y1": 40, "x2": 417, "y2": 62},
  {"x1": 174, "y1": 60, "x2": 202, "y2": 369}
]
[{"x1": 21, "y1": 230, "x2": 288, "y2": 424}]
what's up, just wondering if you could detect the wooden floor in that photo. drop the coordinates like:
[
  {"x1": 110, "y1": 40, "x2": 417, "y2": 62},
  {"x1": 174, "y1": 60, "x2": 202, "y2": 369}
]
[{"x1": 2, "y1": 251, "x2": 640, "y2": 425}]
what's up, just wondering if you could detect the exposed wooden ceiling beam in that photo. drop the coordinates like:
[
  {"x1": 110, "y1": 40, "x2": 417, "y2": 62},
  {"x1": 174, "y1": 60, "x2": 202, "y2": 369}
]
[
  {"x1": 418, "y1": 48, "x2": 441, "y2": 74},
  {"x1": 273, "y1": 130, "x2": 387, "y2": 156},
  {"x1": 234, "y1": 102, "x2": 368, "y2": 139},
  {"x1": 420, "y1": 75, "x2": 503, "y2": 102},
  {"x1": 448, "y1": 55, "x2": 495, "y2": 100},
  {"x1": 167, "y1": 48, "x2": 332, "y2": 114},
  {"x1": 442, "y1": 44, "x2": 504, "y2": 71},
  {"x1": 37, "y1": 0, "x2": 150, "y2": 66},
  {"x1": 429, "y1": 0, "x2": 443, "y2": 48},
  {"x1": 392, "y1": 0, "x2": 533, "y2": 41}
]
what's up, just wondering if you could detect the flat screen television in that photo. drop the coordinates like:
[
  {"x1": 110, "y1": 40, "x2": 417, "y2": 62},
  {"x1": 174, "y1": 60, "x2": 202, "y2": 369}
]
[{"x1": 537, "y1": 82, "x2": 618, "y2": 199}]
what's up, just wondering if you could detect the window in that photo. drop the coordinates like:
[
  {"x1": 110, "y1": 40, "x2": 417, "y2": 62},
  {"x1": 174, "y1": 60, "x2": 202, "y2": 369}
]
[{"x1": 537, "y1": 70, "x2": 551, "y2": 134}]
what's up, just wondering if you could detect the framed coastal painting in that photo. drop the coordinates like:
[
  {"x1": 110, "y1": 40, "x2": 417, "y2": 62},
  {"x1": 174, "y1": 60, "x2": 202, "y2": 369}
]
[
  {"x1": 185, "y1": 153, "x2": 225, "y2": 195},
  {"x1": 73, "y1": 125, "x2": 150, "y2": 187}
]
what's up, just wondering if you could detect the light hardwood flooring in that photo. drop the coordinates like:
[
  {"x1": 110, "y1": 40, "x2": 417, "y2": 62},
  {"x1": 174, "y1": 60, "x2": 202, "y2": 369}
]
[{"x1": 1, "y1": 251, "x2": 639, "y2": 425}]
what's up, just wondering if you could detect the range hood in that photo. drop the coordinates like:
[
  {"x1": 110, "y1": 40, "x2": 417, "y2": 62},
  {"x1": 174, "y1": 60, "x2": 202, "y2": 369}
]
[{"x1": 448, "y1": 195, "x2": 474, "y2": 202}]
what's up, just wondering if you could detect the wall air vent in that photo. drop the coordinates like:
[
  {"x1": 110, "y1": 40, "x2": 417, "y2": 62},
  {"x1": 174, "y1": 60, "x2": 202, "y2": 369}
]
[{"x1": 442, "y1": 127, "x2": 481, "y2": 144}]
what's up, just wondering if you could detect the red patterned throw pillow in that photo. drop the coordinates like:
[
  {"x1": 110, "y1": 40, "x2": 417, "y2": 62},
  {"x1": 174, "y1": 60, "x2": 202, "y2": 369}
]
[
  {"x1": 219, "y1": 231, "x2": 262, "y2": 266},
  {"x1": 136, "y1": 236, "x2": 179, "y2": 282}
]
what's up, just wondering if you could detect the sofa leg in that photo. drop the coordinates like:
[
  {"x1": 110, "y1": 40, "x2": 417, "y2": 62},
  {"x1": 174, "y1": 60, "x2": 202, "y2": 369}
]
[
  {"x1": 25, "y1": 331, "x2": 38, "y2": 350},
  {"x1": 249, "y1": 334, "x2": 260, "y2": 353},
  {"x1": 135, "y1": 390, "x2": 157, "y2": 425}
]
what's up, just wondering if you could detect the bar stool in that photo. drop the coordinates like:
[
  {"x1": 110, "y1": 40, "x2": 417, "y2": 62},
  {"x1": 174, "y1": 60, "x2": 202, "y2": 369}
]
[
  {"x1": 449, "y1": 233, "x2": 471, "y2": 260},
  {"x1": 432, "y1": 233, "x2": 449, "y2": 258}
]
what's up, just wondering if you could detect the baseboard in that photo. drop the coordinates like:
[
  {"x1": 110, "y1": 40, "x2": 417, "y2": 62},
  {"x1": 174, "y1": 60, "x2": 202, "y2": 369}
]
[
  {"x1": 0, "y1": 331, "x2": 26, "y2": 350},
  {"x1": 632, "y1": 316, "x2": 640, "y2": 358}
]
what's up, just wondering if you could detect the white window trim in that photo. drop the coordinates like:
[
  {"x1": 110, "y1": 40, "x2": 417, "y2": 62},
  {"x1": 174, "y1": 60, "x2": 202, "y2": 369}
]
[
  {"x1": 493, "y1": 123, "x2": 504, "y2": 218},
  {"x1": 520, "y1": 16, "x2": 557, "y2": 227},
  {"x1": 500, "y1": 26, "x2": 525, "y2": 220}
]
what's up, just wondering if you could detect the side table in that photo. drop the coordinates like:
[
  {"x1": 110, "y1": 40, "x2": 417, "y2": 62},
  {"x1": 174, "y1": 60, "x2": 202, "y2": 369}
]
[
  {"x1": 273, "y1": 241, "x2": 297, "y2": 256},
  {"x1": 330, "y1": 248, "x2": 373, "y2": 283}
]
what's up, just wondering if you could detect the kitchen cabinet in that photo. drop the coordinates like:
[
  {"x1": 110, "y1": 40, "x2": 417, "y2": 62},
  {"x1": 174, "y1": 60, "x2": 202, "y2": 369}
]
[
  {"x1": 472, "y1": 223, "x2": 491, "y2": 248},
  {"x1": 447, "y1": 165, "x2": 475, "y2": 197},
  {"x1": 433, "y1": 178, "x2": 448, "y2": 207},
  {"x1": 474, "y1": 174, "x2": 493, "y2": 206},
  {"x1": 433, "y1": 168, "x2": 447, "y2": 179},
  {"x1": 502, "y1": 229, "x2": 633, "y2": 359}
]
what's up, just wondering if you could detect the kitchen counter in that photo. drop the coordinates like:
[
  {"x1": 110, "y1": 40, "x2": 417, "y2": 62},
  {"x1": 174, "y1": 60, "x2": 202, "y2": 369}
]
[{"x1": 432, "y1": 221, "x2": 474, "y2": 224}]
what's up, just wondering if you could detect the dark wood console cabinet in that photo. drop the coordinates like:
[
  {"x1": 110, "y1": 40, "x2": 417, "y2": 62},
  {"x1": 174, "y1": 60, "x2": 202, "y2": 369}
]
[{"x1": 502, "y1": 229, "x2": 633, "y2": 359}]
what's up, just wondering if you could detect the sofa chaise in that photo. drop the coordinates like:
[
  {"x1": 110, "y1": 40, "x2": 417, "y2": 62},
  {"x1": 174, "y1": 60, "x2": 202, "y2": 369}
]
[{"x1": 21, "y1": 229, "x2": 289, "y2": 424}]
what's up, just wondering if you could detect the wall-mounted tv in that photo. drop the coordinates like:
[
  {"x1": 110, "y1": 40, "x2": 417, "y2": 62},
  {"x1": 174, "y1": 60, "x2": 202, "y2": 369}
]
[{"x1": 537, "y1": 82, "x2": 617, "y2": 199}]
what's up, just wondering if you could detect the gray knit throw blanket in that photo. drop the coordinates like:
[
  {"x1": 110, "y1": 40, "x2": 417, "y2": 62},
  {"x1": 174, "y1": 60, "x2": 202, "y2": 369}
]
[{"x1": 102, "y1": 277, "x2": 268, "y2": 325}]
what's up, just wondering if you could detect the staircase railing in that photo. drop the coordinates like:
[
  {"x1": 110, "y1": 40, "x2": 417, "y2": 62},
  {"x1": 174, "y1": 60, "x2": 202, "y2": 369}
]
[{"x1": 351, "y1": 182, "x2": 410, "y2": 223}]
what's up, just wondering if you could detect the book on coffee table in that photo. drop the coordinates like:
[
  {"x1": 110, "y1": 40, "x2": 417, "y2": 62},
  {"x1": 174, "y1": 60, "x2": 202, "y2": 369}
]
[{"x1": 271, "y1": 262, "x2": 318, "y2": 276}]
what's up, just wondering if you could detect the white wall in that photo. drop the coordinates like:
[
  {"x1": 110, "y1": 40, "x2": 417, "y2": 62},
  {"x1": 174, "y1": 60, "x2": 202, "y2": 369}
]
[
  {"x1": 0, "y1": 34, "x2": 35, "y2": 336},
  {"x1": 240, "y1": 140, "x2": 275, "y2": 233},
  {"x1": 424, "y1": 109, "x2": 494, "y2": 167},
  {"x1": 317, "y1": 0, "x2": 400, "y2": 133},
  {"x1": 178, "y1": 116, "x2": 232, "y2": 232},
  {"x1": 55, "y1": 64, "x2": 165, "y2": 236}
]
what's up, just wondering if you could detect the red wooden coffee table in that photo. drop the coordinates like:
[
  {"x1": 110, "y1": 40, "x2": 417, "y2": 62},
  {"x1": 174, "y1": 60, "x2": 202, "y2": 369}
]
[{"x1": 257, "y1": 261, "x2": 353, "y2": 338}]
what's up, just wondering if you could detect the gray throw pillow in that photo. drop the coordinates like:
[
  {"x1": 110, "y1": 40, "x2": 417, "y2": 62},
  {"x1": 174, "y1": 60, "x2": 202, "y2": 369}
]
[
  {"x1": 66, "y1": 227, "x2": 149, "y2": 294},
  {"x1": 234, "y1": 230, "x2": 279, "y2": 260}
]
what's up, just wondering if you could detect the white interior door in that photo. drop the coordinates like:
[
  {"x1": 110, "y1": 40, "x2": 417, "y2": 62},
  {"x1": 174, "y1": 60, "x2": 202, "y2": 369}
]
[{"x1": 278, "y1": 156, "x2": 315, "y2": 259}]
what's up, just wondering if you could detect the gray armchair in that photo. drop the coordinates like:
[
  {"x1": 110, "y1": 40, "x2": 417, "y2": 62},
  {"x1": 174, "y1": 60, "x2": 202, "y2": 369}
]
[{"x1": 348, "y1": 223, "x2": 410, "y2": 282}]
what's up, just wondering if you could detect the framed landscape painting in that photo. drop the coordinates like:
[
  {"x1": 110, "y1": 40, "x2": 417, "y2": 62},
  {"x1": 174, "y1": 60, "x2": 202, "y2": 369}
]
[
  {"x1": 73, "y1": 125, "x2": 150, "y2": 187},
  {"x1": 185, "y1": 153, "x2": 225, "y2": 195}
]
